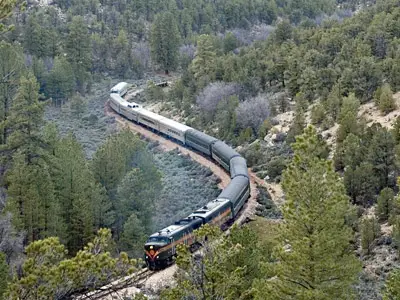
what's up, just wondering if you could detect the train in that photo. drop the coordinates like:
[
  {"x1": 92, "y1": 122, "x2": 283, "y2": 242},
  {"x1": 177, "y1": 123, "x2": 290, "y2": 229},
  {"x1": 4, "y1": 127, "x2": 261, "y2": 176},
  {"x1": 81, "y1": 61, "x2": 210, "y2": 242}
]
[{"x1": 109, "y1": 82, "x2": 250, "y2": 270}]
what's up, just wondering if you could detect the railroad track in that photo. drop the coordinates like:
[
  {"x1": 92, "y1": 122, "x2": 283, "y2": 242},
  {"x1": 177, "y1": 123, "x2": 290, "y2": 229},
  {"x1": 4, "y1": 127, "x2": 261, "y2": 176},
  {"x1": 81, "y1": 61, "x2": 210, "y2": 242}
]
[{"x1": 76, "y1": 268, "x2": 154, "y2": 300}]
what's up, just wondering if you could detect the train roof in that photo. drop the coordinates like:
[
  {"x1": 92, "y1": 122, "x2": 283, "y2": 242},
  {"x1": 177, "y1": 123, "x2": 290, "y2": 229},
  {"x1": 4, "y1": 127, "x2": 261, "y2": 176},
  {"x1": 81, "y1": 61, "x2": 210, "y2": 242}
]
[
  {"x1": 189, "y1": 198, "x2": 231, "y2": 219},
  {"x1": 186, "y1": 129, "x2": 218, "y2": 144},
  {"x1": 159, "y1": 117, "x2": 192, "y2": 132},
  {"x1": 212, "y1": 140, "x2": 240, "y2": 160},
  {"x1": 149, "y1": 223, "x2": 188, "y2": 239},
  {"x1": 217, "y1": 176, "x2": 249, "y2": 201},
  {"x1": 230, "y1": 156, "x2": 249, "y2": 178},
  {"x1": 138, "y1": 109, "x2": 165, "y2": 121},
  {"x1": 110, "y1": 82, "x2": 129, "y2": 92},
  {"x1": 110, "y1": 93, "x2": 124, "y2": 102}
]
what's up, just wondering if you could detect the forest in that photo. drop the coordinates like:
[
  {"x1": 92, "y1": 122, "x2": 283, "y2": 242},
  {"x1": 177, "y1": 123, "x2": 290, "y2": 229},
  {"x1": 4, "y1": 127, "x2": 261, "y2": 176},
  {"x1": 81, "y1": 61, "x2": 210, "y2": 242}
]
[{"x1": 1, "y1": 0, "x2": 400, "y2": 299}]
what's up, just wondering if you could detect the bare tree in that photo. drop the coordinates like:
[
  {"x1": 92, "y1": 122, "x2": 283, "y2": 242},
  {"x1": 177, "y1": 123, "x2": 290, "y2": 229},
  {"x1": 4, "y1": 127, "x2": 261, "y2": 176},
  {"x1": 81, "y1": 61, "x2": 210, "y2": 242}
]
[
  {"x1": 236, "y1": 95, "x2": 271, "y2": 132},
  {"x1": 196, "y1": 82, "x2": 241, "y2": 114}
]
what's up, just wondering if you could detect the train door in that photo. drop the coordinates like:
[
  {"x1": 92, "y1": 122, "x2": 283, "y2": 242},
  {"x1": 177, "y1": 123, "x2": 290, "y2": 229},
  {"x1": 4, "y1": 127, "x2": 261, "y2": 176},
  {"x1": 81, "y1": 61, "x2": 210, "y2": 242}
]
[{"x1": 170, "y1": 237, "x2": 176, "y2": 256}]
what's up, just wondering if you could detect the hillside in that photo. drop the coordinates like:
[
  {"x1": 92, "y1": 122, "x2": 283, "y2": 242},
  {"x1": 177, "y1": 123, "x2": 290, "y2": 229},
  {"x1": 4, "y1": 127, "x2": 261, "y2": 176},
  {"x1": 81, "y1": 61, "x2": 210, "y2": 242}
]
[{"x1": 2, "y1": 0, "x2": 400, "y2": 299}]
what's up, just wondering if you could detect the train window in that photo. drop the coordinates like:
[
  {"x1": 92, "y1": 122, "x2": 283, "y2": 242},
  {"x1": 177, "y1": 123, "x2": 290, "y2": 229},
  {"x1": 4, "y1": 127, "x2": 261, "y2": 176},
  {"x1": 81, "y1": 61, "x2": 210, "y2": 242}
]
[
  {"x1": 147, "y1": 237, "x2": 170, "y2": 243},
  {"x1": 142, "y1": 117, "x2": 155, "y2": 124}
]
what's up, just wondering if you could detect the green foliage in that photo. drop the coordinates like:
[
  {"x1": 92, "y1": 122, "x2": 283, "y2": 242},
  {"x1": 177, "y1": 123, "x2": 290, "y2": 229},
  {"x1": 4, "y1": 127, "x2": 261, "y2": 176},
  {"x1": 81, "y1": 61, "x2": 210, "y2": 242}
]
[
  {"x1": 360, "y1": 217, "x2": 380, "y2": 255},
  {"x1": 120, "y1": 213, "x2": 146, "y2": 258},
  {"x1": 0, "y1": 252, "x2": 8, "y2": 300},
  {"x1": 337, "y1": 93, "x2": 360, "y2": 143},
  {"x1": 161, "y1": 224, "x2": 270, "y2": 300},
  {"x1": 384, "y1": 269, "x2": 400, "y2": 300},
  {"x1": 45, "y1": 56, "x2": 75, "y2": 105},
  {"x1": 150, "y1": 12, "x2": 181, "y2": 74},
  {"x1": 66, "y1": 16, "x2": 91, "y2": 92},
  {"x1": 117, "y1": 167, "x2": 161, "y2": 233},
  {"x1": 69, "y1": 93, "x2": 87, "y2": 117},
  {"x1": 91, "y1": 129, "x2": 145, "y2": 197},
  {"x1": 145, "y1": 80, "x2": 165, "y2": 102},
  {"x1": 6, "y1": 229, "x2": 138, "y2": 299},
  {"x1": 392, "y1": 216, "x2": 400, "y2": 253},
  {"x1": 286, "y1": 101, "x2": 305, "y2": 144},
  {"x1": 0, "y1": 42, "x2": 25, "y2": 146},
  {"x1": 310, "y1": 103, "x2": 326, "y2": 126},
  {"x1": 377, "y1": 187, "x2": 395, "y2": 221},
  {"x1": 191, "y1": 34, "x2": 217, "y2": 84},
  {"x1": 377, "y1": 83, "x2": 396, "y2": 115},
  {"x1": 344, "y1": 162, "x2": 377, "y2": 207},
  {"x1": 256, "y1": 126, "x2": 361, "y2": 299},
  {"x1": 367, "y1": 127, "x2": 395, "y2": 190}
]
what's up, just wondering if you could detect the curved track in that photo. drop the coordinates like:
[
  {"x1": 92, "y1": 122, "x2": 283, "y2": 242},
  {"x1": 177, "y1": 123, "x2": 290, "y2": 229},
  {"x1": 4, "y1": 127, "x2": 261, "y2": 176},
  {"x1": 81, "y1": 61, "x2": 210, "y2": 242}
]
[{"x1": 101, "y1": 101, "x2": 263, "y2": 297}]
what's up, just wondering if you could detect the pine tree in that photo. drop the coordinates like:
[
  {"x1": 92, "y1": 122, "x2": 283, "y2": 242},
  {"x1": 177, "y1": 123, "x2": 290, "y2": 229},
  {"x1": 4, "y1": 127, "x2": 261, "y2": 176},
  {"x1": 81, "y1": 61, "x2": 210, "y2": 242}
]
[
  {"x1": 384, "y1": 269, "x2": 400, "y2": 300},
  {"x1": 344, "y1": 162, "x2": 377, "y2": 207},
  {"x1": 0, "y1": 252, "x2": 7, "y2": 300},
  {"x1": 326, "y1": 84, "x2": 342, "y2": 121},
  {"x1": 6, "y1": 152, "x2": 60, "y2": 242},
  {"x1": 66, "y1": 16, "x2": 91, "y2": 93},
  {"x1": 2, "y1": 73, "x2": 46, "y2": 161},
  {"x1": 6, "y1": 229, "x2": 139, "y2": 299},
  {"x1": 150, "y1": 12, "x2": 181, "y2": 74},
  {"x1": 378, "y1": 83, "x2": 396, "y2": 115},
  {"x1": 53, "y1": 133, "x2": 95, "y2": 252},
  {"x1": 368, "y1": 127, "x2": 395, "y2": 190},
  {"x1": 120, "y1": 213, "x2": 146, "y2": 258},
  {"x1": 69, "y1": 93, "x2": 87, "y2": 117},
  {"x1": 91, "y1": 129, "x2": 145, "y2": 197},
  {"x1": 3, "y1": 73, "x2": 60, "y2": 241},
  {"x1": 337, "y1": 93, "x2": 360, "y2": 143},
  {"x1": 257, "y1": 126, "x2": 361, "y2": 299},
  {"x1": 117, "y1": 168, "x2": 161, "y2": 233},
  {"x1": 377, "y1": 187, "x2": 395, "y2": 221},
  {"x1": 0, "y1": 42, "x2": 24, "y2": 145},
  {"x1": 360, "y1": 217, "x2": 380, "y2": 255},
  {"x1": 286, "y1": 101, "x2": 305, "y2": 144},
  {"x1": 45, "y1": 56, "x2": 75, "y2": 105},
  {"x1": 190, "y1": 34, "x2": 217, "y2": 83}
]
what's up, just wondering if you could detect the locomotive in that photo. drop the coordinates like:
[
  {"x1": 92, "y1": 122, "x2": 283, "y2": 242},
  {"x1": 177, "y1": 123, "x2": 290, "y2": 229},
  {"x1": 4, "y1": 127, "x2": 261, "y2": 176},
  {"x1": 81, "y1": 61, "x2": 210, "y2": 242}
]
[{"x1": 109, "y1": 82, "x2": 250, "y2": 270}]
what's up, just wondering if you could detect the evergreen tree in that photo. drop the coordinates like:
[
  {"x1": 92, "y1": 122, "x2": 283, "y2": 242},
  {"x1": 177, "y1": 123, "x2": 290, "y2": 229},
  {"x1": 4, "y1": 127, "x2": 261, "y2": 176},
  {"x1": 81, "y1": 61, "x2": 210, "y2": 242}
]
[
  {"x1": 377, "y1": 187, "x2": 395, "y2": 221},
  {"x1": 360, "y1": 217, "x2": 380, "y2": 255},
  {"x1": 337, "y1": 93, "x2": 360, "y2": 143},
  {"x1": 368, "y1": 127, "x2": 395, "y2": 190},
  {"x1": 190, "y1": 34, "x2": 217, "y2": 83},
  {"x1": 66, "y1": 16, "x2": 91, "y2": 93},
  {"x1": 0, "y1": 252, "x2": 7, "y2": 300},
  {"x1": 1, "y1": 72, "x2": 46, "y2": 160},
  {"x1": 256, "y1": 126, "x2": 361, "y2": 299},
  {"x1": 91, "y1": 129, "x2": 145, "y2": 198},
  {"x1": 326, "y1": 84, "x2": 342, "y2": 121},
  {"x1": 6, "y1": 152, "x2": 60, "y2": 242},
  {"x1": 344, "y1": 162, "x2": 377, "y2": 207},
  {"x1": 0, "y1": 42, "x2": 24, "y2": 145},
  {"x1": 45, "y1": 56, "x2": 75, "y2": 105},
  {"x1": 120, "y1": 213, "x2": 146, "y2": 258},
  {"x1": 384, "y1": 269, "x2": 400, "y2": 300},
  {"x1": 286, "y1": 101, "x2": 305, "y2": 144},
  {"x1": 53, "y1": 133, "x2": 96, "y2": 252},
  {"x1": 6, "y1": 229, "x2": 139, "y2": 299},
  {"x1": 2, "y1": 73, "x2": 61, "y2": 241},
  {"x1": 69, "y1": 93, "x2": 87, "y2": 117},
  {"x1": 117, "y1": 168, "x2": 161, "y2": 234},
  {"x1": 150, "y1": 12, "x2": 181, "y2": 74},
  {"x1": 392, "y1": 116, "x2": 400, "y2": 144},
  {"x1": 378, "y1": 83, "x2": 396, "y2": 115}
]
